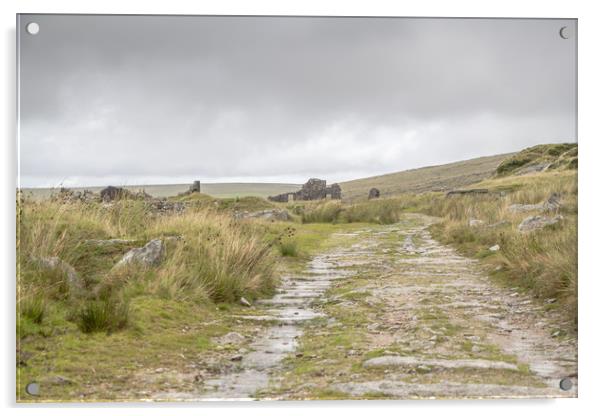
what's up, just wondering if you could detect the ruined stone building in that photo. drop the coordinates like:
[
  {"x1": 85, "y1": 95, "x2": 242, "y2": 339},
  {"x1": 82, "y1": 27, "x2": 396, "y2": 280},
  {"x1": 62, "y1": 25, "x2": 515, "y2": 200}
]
[{"x1": 268, "y1": 178, "x2": 342, "y2": 202}]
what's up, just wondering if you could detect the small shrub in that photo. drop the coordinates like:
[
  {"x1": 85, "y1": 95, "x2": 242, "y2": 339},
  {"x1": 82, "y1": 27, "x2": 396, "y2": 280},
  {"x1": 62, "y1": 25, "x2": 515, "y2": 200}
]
[
  {"x1": 278, "y1": 239, "x2": 298, "y2": 257},
  {"x1": 73, "y1": 297, "x2": 129, "y2": 333},
  {"x1": 19, "y1": 294, "x2": 46, "y2": 324}
]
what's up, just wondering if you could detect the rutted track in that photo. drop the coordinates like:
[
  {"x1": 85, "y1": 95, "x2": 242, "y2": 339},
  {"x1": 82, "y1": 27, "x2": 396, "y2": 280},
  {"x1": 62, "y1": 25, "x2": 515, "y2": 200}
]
[{"x1": 156, "y1": 213, "x2": 577, "y2": 400}]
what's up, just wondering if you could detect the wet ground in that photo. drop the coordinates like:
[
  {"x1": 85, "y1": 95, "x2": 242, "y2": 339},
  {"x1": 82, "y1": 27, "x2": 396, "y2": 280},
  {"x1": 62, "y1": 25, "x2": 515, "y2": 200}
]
[{"x1": 155, "y1": 213, "x2": 577, "y2": 400}]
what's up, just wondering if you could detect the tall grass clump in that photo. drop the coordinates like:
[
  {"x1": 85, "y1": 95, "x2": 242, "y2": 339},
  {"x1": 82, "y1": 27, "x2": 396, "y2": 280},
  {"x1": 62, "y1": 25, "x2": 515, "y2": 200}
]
[
  {"x1": 301, "y1": 201, "x2": 343, "y2": 223},
  {"x1": 278, "y1": 240, "x2": 298, "y2": 257},
  {"x1": 17, "y1": 194, "x2": 278, "y2": 338},
  {"x1": 147, "y1": 210, "x2": 277, "y2": 303},
  {"x1": 18, "y1": 293, "x2": 47, "y2": 324},
  {"x1": 300, "y1": 198, "x2": 404, "y2": 224},
  {"x1": 341, "y1": 199, "x2": 401, "y2": 224},
  {"x1": 73, "y1": 297, "x2": 129, "y2": 333}
]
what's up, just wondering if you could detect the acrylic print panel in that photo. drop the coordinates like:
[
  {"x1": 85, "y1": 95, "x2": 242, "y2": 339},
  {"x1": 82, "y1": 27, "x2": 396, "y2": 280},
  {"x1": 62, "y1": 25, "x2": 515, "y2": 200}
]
[{"x1": 16, "y1": 14, "x2": 577, "y2": 402}]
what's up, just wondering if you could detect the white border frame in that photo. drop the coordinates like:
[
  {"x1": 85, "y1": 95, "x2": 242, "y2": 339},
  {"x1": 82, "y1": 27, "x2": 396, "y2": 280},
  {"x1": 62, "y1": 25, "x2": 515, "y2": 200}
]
[{"x1": 3, "y1": 1, "x2": 600, "y2": 415}]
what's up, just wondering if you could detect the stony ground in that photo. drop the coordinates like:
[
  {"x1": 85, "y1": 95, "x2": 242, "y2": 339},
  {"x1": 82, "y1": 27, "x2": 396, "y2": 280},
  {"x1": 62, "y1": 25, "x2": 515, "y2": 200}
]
[{"x1": 153, "y1": 213, "x2": 577, "y2": 401}]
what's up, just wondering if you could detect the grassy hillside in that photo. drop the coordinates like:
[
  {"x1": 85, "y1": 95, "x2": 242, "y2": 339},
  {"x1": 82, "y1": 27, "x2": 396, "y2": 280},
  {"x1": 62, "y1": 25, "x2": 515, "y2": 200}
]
[
  {"x1": 339, "y1": 153, "x2": 513, "y2": 201},
  {"x1": 495, "y1": 143, "x2": 577, "y2": 177}
]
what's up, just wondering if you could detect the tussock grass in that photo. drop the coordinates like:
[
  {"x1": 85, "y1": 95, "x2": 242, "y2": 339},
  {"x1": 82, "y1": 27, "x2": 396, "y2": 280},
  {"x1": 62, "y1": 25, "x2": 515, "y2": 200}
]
[
  {"x1": 301, "y1": 201, "x2": 343, "y2": 223},
  {"x1": 17, "y1": 197, "x2": 277, "y2": 336},
  {"x1": 19, "y1": 293, "x2": 46, "y2": 324},
  {"x1": 72, "y1": 297, "x2": 129, "y2": 333},
  {"x1": 300, "y1": 198, "x2": 401, "y2": 225}
]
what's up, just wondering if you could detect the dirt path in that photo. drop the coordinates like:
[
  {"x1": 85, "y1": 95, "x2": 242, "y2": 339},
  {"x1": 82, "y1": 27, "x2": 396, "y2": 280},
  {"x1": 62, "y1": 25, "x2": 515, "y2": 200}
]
[{"x1": 159, "y1": 213, "x2": 577, "y2": 400}]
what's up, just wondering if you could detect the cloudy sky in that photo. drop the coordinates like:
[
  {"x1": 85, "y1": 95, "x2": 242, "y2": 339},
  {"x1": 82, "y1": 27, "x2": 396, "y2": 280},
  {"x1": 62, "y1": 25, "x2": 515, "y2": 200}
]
[{"x1": 18, "y1": 15, "x2": 576, "y2": 188}]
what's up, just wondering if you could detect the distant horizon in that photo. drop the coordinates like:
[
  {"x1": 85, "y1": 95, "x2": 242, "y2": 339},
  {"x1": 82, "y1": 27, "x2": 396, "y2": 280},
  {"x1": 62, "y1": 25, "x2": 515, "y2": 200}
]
[{"x1": 18, "y1": 143, "x2": 570, "y2": 190}]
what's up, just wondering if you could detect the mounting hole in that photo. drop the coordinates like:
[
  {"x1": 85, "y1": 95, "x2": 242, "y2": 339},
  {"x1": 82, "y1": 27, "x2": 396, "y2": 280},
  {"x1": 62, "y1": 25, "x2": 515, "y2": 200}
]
[
  {"x1": 26, "y1": 22, "x2": 40, "y2": 35},
  {"x1": 559, "y1": 26, "x2": 572, "y2": 40},
  {"x1": 559, "y1": 377, "x2": 573, "y2": 391},
  {"x1": 25, "y1": 382, "x2": 40, "y2": 396}
]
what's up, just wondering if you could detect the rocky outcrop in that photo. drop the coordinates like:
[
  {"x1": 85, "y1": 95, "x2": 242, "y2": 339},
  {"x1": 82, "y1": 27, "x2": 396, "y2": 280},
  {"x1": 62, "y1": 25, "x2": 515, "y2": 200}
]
[
  {"x1": 518, "y1": 215, "x2": 564, "y2": 233},
  {"x1": 100, "y1": 186, "x2": 131, "y2": 202},
  {"x1": 115, "y1": 239, "x2": 165, "y2": 267},
  {"x1": 509, "y1": 193, "x2": 562, "y2": 214},
  {"x1": 368, "y1": 188, "x2": 380, "y2": 199}
]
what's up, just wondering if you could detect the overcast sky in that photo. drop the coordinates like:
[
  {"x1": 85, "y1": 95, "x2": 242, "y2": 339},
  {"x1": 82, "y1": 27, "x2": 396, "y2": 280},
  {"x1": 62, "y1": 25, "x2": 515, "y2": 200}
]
[{"x1": 18, "y1": 15, "x2": 576, "y2": 188}]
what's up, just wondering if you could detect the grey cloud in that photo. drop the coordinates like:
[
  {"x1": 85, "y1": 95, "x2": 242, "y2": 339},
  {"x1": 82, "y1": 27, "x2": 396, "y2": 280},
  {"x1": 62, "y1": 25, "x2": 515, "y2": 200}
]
[{"x1": 18, "y1": 15, "x2": 576, "y2": 187}]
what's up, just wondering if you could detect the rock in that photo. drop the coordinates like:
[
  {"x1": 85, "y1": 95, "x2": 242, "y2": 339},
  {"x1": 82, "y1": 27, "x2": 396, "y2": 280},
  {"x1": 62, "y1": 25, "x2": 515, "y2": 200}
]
[
  {"x1": 43, "y1": 375, "x2": 74, "y2": 385},
  {"x1": 447, "y1": 189, "x2": 489, "y2": 197},
  {"x1": 230, "y1": 355, "x2": 243, "y2": 362},
  {"x1": 508, "y1": 203, "x2": 543, "y2": 213},
  {"x1": 239, "y1": 297, "x2": 252, "y2": 307},
  {"x1": 518, "y1": 215, "x2": 564, "y2": 233},
  {"x1": 149, "y1": 199, "x2": 186, "y2": 214},
  {"x1": 416, "y1": 364, "x2": 432, "y2": 374},
  {"x1": 366, "y1": 323, "x2": 381, "y2": 331},
  {"x1": 542, "y1": 192, "x2": 562, "y2": 212},
  {"x1": 362, "y1": 356, "x2": 518, "y2": 371},
  {"x1": 100, "y1": 186, "x2": 130, "y2": 202},
  {"x1": 34, "y1": 256, "x2": 85, "y2": 297},
  {"x1": 489, "y1": 244, "x2": 500, "y2": 252},
  {"x1": 216, "y1": 332, "x2": 245, "y2": 345},
  {"x1": 368, "y1": 188, "x2": 380, "y2": 199},
  {"x1": 509, "y1": 193, "x2": 562, "y2": 214},
  {"x1": 233, "y1": 209, "x2": 290, "y2": 221},
  {"x1": 487, "y1": 220, "x2": 511, "y2": 228},
  {"x1": 515, "y1": 163, "x2": 551, "y2": 175},
  {"x1": 115, "y1": 239, "x2": 165, "y2": 267},
  {"x1": 84, "y1": 238, "x2": 136, "y2": 246},
  {"x1": 468, "y1": 218, "x2": 484, "y2": 227}
]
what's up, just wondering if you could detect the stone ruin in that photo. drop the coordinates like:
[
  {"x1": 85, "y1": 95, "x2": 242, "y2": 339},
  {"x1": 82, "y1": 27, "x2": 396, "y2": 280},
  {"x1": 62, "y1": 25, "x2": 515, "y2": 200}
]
[
  {"x1": 368, "y1": 188, "x2": 380, "y2": 199},
  {"x1": 268, "y1": 178, "x2": 342, "y2": 202},
  {"x1": 189, "y1": 181, "x2": 201, "y2": 193},
  {"x1": 178, "y1": 180, "x2": 201, "y2": 197}
]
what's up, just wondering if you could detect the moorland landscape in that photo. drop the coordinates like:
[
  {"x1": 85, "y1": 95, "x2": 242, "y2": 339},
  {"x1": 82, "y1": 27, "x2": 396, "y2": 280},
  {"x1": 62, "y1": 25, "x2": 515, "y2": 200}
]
[{"x1": 17, "y1": 143, "x2": 577, "y2": 401}]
